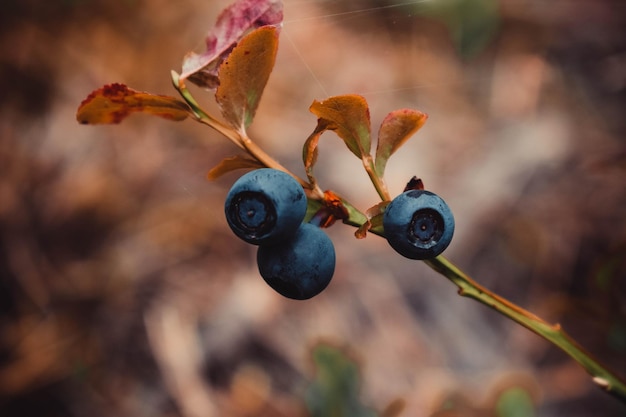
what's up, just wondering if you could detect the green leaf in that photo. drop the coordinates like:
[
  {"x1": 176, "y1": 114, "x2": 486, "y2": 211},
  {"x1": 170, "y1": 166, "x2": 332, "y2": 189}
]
[
  {"x1": 309, "y1": 95, "x2": 372, "y2": 159},
  {"x1": 76, "y1": 83, "x2": 192, "y2": 125},
  {"x1": 495, "y1": 387, "x2": 535, "y2": 417},
  {"x1": 415, "y1": 0, "x2": 500, "y2": 59},
  {"x1": 215, "y1": 25, "x2": 279, "y2": 130},
  {"x1": 374, "y1": 109, "x2": 427, "y2": 178},
  {"x1": 304, "y1": 198, "x2": 324, "y2": 224},
  {"x1": 305, "y1": 344, "x2": 379, "y2": 417},
  {"x1": 206, "y1": 155, "x2": 265, "y2": 180}
]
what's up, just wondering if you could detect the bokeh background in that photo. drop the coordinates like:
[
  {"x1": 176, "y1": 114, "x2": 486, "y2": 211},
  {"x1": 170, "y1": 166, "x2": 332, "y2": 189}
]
[{"x1": 1, "y1": 0, "x2": 625, "y2": 416}]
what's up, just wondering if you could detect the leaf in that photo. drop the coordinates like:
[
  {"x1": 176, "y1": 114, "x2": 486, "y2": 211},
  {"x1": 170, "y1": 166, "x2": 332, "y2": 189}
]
[
  {"x1": 180, "y1": 0, "x2": 283, "y2": 89},
  {"x1": 495, "y1": 387, "x2": 535, "y2": 417},
  {"x1": 301, "y1": 120, "x2": 330, "y2": 188},
  {"x1": 309, "y1": 95, "x2": 372, "y2": 159},
  {"x1": 415, "y1": 0, "x2": 500, "y2": 59},
  {"x1": 374, "y1": 109, "x2": 427, "y2": 178},
  {"x1": 305, "y1": 344, "x2": 379, "y2": 417},
  {"x1": 76, "y1": 83, "x2": 191, "y2": 125},
  {"x1": 355, "y1": 201, "x2": 389, "y2": 239},
  {"x1": 303, "y1": 198, "x2": 324, "y2": 223},
  {"x1": 215, "y1": 26, "x2": 279, "y2": 130},
  {"x1": 206, "y1": 155, "x2": 265, "y2": 180},
  {"x1": 305, "y1": 190, "x2": 350, "y2": 228}
]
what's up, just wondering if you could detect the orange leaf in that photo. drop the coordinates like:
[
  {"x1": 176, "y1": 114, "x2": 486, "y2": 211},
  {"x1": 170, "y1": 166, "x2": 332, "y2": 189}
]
[
  {"x1": 215, "y1": 26, "x2": 279, "y2": 130},
  {"x1": 301, "y1": 120, "x2": 331, "y2": 188},
  {"x1": 76, "y1": 83, "x2": 191, "y2": 125},
  {"x1": 309, "y1": 95, "x2": 371, "y2": 159},
  {"x1": 206, "y1": 155, "x2": 265, "y2": 180},
  {"x1": 374, "y1": 109, "x2": 427, "y2": 177}
]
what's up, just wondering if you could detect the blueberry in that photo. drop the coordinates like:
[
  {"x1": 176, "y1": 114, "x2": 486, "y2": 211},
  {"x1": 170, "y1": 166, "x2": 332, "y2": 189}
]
[
  {"x1": 257, "y1": 223, "x2": 336, "y2": 300},
  {"x1": 225, "y1": 168, "x2": 307, "y2": 245},
  {"x1": 383, "y1": 190, "x2": 455, "y2": 259}
]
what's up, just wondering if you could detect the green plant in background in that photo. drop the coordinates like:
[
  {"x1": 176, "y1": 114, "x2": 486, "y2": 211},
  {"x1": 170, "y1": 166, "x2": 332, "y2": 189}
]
[
  {"x1": 413, "y1": 0, "x2": 500, "y2": 58},
  {"x1": 306, "y1": 344, "x2": 378, "y2": 417},
  {"x1": 76, "y1": 0, "x2": 626, "y2": 408}
]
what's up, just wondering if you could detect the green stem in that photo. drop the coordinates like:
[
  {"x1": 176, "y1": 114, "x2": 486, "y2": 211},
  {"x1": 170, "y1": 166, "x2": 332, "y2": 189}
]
[
  {"x1": 362, "y1": 155, "x2": 391, "y2": 202},
  {"x1": 424, "y1": 255, "x2": 626, "y2": 403},
  {"x1": 343, "y1": 202, "x2": 626, "y2": 402}
]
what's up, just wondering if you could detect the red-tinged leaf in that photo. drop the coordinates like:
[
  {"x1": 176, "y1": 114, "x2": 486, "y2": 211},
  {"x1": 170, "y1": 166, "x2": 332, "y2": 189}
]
[
  {"x1": 374, "y1": 109, "x2": 428, "y2": 178},
  {"x1": 206, "y1": 155, "x2": 265, "y2": 180},
  {"x1": 304, "y1": 190, "x2": 349, "y2": 228},
  {"x1": 215, "y1": 26, "x2": 279, "y2": 130},
  {"x1": 180, "y1": 0, "x2": 283, "y2": 89},
  {"x1": 323, "y1": 190, "x2": 350, "y2": 222},
  {"x1": 403, "y1": 176, "x2": 425, "y2": 192},
  {"x1": 309, "y1": 95, "x2": 372, "y2": 159},
  {"x1": 76, "y1": 83, "x2": 192, "y2": 125}
]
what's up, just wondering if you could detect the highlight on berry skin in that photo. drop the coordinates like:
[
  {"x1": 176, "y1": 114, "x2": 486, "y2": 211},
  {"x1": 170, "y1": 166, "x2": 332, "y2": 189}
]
[
  {"x1": 224, "y1": 168, "x2": 307, "y2": 245},
  {"x1": 383, "y1": 190, "x2": 455, "y2": 260}
]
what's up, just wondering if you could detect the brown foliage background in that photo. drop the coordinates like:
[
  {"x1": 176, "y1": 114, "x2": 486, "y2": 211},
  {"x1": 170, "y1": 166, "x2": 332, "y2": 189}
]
[{"x1": 1, "y1": 0, "x2": 625, "y2": 416}]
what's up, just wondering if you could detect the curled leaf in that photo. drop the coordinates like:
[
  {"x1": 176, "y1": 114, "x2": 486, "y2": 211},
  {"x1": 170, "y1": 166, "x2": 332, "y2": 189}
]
[
  {"x1": 309, "y1": 95, "x2": 372, "y2": 159},
  {"x1": 207, "y1": 155, "x2": 265, "y2": 180},
  {"x1": 355, "y1": 201, "x2": 389, "y2": 239},
  {"x1": 76, "y1": 83, "x2": 191, "y2": 125},
  {"x1": 180, "y1": 0, "x2": 283, "y2": 89},
  {"x1": 302, "y1": 120, "x2": 331, "y2": 188},
  {"x1": 215, "y1": 26, "x2": 279, "y2": 130},
  {"x1": 303, "y1": 190, "x2": 350, "y2": 229},
  {"x1": 322, "y1": 190, "x2": 350, "y2": 223},
  {"x1": 374, "y1": 109, "x2": 428, "y2": 178}
]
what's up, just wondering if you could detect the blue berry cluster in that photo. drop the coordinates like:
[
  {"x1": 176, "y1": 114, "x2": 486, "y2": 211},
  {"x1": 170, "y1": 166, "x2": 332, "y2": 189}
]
[
  {"x1": 225, "y1": 169, "x2": 336, "y2": 300},
  {"x1": 225, "y1": 169, "x2": 455, "y2": 299}
]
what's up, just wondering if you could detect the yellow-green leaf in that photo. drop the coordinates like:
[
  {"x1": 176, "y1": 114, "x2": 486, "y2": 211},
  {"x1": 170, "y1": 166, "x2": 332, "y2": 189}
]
[
  {"x1": 76, "y1": 83, "x2": 191, "y2": 125},
  {"x1": 215, "y1": 26, "x2": 279, "y2": 130},
  {"x1": 374, "y1": 109, "x2": 427, "y2": 178}
]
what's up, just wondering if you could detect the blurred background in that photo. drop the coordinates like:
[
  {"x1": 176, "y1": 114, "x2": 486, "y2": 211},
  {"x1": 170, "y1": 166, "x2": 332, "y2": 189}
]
[{"x1": 1, "y1": 0, "x2": 625, "y2": 416}]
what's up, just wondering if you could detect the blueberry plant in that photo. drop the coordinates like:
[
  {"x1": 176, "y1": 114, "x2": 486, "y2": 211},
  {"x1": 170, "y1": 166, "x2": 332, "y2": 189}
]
[{"x1": 76, "y1": 0, "x2": 626, "y2": 404}]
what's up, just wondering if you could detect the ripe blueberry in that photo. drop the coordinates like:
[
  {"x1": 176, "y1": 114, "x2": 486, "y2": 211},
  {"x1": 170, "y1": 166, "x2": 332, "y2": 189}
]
[
  {"x1": 383, "y1": 190, "x2": 455, "y2": 259},
  {"x1": 225, "y1": 168, "x2": 307, "y2": 245},
  {"x1": 257, "y1": 223, "x2": 336, "y2": 300}
]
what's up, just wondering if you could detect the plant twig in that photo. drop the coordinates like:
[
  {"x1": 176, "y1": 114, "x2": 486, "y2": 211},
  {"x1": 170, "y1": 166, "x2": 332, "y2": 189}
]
[
  {"x1": 424, "y1": 255, "x2": 626, "y2": 403},
  {"x1": 171, "y1": 71, "x2": 325, "y2": 199},
  {"x1": 171, "y1": 76, "x2": 626, "y2": 405}
]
